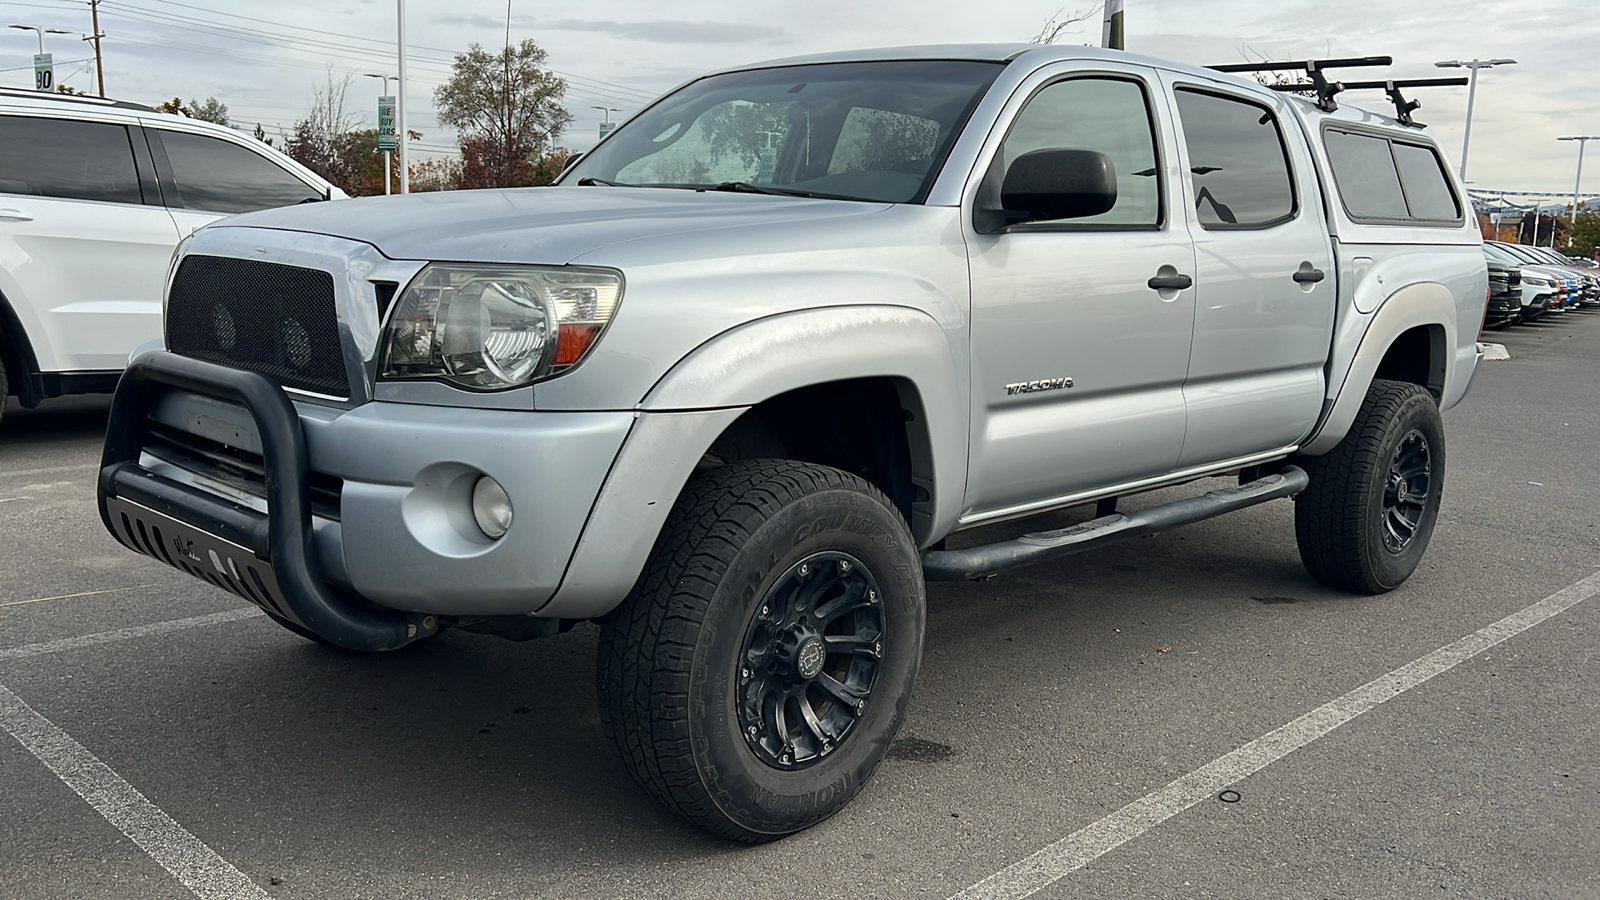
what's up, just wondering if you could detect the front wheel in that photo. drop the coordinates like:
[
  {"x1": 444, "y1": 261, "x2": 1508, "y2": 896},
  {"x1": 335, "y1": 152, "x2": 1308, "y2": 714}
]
[
  {"x1": 596, "y1": 459, "x2": 924, "y2": 842},
  {"x1": 1295, "y1": 379, "x2": 1445, "y2": 593}
]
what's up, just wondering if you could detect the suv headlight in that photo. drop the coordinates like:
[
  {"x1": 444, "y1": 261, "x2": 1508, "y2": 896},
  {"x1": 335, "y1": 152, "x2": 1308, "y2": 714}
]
[
  {"x1": 1523, "y1": 274, "x2": 1553, "y2": 287},
  {"x1": 380, "y1": 264, "x2": 622, "y2": 390}
]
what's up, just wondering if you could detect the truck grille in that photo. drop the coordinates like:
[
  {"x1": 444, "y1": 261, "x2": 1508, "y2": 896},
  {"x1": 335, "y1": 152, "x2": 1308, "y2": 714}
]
[{"x1": 166, "y1": 255, "x2": 349, "y2": 398}]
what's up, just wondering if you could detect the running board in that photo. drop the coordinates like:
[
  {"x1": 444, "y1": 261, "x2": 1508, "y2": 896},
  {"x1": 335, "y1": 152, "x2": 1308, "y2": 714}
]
[{"x1": 922, "y1": 466, "x2": 1309, "y2": 582}]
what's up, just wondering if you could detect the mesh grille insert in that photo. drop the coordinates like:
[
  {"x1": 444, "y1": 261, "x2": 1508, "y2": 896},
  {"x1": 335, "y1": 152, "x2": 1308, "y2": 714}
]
[{"x1": 167, "y1": 255, "x2": 349, "y2": 398}]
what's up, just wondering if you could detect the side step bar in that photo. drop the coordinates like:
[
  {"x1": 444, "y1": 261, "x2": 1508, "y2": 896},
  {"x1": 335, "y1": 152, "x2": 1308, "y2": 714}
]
[{"x1": 922, "y1": 466, "x2": 1309, "y2": 582}]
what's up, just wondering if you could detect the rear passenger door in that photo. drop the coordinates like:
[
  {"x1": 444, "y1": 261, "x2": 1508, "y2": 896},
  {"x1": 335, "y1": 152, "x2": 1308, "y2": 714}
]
[
  {"x1": 0, "y1": 114, "x2": 179, "y2": 373},
  {"x1": 1160, "y1": 78, "x2": 1335, "y2": 466}
]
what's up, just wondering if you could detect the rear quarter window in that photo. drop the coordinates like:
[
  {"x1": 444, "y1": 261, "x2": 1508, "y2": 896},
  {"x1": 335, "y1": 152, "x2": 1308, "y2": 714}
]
[{"x1": 1323, "y1": 127, "x2": 1462, "y2": 225}]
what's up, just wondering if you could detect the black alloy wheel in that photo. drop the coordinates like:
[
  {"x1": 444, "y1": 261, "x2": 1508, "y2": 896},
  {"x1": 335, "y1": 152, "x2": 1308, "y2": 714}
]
[
  {"x1": 1380, "y1": 430, "x2": 1432, "y2": 554},
  {"x1": 737, "y1": 551, "x2": 884, "y2": 770}
]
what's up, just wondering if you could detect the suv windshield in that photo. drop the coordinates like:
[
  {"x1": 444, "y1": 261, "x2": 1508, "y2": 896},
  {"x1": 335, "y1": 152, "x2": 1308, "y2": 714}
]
[{"x1": 563, "y1": 60, "x2": 1004, "y2": 203}]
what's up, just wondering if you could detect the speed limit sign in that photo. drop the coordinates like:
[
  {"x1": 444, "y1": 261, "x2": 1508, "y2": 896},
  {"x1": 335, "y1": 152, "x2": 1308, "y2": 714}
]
[{"x1": 33, "y1": 54, "x2": 54, "y2": 92}]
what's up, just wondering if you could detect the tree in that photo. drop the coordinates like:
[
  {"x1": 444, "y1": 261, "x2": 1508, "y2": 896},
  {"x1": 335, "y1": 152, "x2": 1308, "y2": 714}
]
[
  {"x1": 434, "y1": 39, "x2": 572, "y2": 188},
  {"x1": 285, "y1": 72, "x2": 364, "y2": 191},
  {"x1": 1565, "y1": 211, "x2": 1600, "y2": 258},
  {"x1": 155, "y1": 97, "x2": 190, "y2": 116},
  {"x1": 1031, "y1": 5, "x2": 1101, "y2": 44},
  {"x1": 252, "y1": 123, "x2": 273, "y2": 146},
  {"x1": 189, "y1": 96, "x2": 229, "y2": 126}
]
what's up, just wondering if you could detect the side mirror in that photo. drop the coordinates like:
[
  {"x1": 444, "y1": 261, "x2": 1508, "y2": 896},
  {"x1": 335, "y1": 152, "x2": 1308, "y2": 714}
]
[
  {"x1": 1000, "y1": 149, "x2": 1117, "y2": 223},
  {"x1": 561, "y1": 153, "x2": 583, "y2": 174}
]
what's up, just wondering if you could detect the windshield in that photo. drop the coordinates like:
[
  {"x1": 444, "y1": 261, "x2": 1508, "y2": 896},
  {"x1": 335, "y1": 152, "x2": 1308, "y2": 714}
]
[{"x1": 563, "y1": 60, "x2": 1004, "y2": 203}]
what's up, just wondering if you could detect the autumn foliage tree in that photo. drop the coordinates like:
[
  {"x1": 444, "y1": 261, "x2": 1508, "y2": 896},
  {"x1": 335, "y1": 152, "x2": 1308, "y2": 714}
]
[{"x1": 434, "y1": 39, "x2": 572, "y2": 188}]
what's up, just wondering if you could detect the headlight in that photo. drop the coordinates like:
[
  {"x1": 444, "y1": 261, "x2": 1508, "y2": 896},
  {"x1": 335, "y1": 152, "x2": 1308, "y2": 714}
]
[
  {"x1": 380, "y1": 264, "x2": 622, "y2": 390},
  {"x1": 1523, "y1": 274, "x2": 1552, "y2": 286}
]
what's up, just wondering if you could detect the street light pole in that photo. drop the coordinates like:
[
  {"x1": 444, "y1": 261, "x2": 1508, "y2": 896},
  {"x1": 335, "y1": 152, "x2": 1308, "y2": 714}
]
[
  {"x1": 1435, "y1": 58, "x2": 1517, "y2": 182},
  {"x1": 365, "y1": 73, "x2": 394, "y2": 195},
  {"x1": 1557, "y1": 136, "x2": 1599, "y2": 246},
  {"x1": 8, "y1": 23, "x2": 70, "y2": 55},
  {"x1": 396, "y1": 0, "x2": 409, "y2": 194}
]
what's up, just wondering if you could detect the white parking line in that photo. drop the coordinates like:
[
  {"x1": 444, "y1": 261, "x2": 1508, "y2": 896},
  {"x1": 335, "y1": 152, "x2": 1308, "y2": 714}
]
[
  {"x1": 0, "y1": 462, "x2": 97, "y2": 480},
  {"x1": 0, "y1": 683, "x2": 270, "y2": 899},
  {"x1": 952, "y1": 569, "x2": 1600, "y2": 900},
  {"x1": 0, "y1": 608, "x2": 263, "y2": 662},
  {"x1": 0, "y1": 584, "x2": 160, "y2": 608}
]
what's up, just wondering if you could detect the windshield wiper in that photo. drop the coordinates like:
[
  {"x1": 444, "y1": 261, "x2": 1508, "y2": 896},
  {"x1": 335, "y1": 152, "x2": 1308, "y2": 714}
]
[
  {"x1": 576, "y1": 176, "x2": 636, "y2": 187},
  {"x1": 698, "y1": 181, "x2": 813, "y2": 198}
]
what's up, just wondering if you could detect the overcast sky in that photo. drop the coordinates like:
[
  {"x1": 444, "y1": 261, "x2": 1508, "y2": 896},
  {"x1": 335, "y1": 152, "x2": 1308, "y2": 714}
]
[{"x1": 3, "y1": 0, "x2": 1597, "y2": 195}]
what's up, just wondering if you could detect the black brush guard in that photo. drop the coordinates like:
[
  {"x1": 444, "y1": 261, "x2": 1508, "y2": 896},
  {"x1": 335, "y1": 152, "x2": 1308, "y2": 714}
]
[{"x1": 97, "y1": 351, "x2": 436, "y2": 651}]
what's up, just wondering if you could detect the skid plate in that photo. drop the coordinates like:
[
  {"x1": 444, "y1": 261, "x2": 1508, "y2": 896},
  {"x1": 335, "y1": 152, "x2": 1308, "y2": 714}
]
[{"x1": 104, "y1": 495, "x2": 303, "y2": 626}]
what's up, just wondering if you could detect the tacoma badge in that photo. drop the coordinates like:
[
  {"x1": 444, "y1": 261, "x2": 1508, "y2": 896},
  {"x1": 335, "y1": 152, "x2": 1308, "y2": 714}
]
[{"x1": 1005, "y1": 377, "x2": 1074, "y2": 395}]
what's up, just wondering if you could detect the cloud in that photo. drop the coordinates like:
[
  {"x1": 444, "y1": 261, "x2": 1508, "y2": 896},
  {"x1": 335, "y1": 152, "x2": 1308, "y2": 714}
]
[{"x1": 431, "y1": 15, "x2": 787, "y2": 45}]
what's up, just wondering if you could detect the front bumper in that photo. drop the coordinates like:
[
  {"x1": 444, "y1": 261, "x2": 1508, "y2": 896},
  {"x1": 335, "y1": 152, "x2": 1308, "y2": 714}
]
[{"x1": 99, "y1": 352, "x2": 634, "y2": 648}]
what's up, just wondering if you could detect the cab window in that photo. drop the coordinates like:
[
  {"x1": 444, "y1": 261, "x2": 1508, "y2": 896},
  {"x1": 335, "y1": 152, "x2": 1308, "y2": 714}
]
[
  {"x1": 1172, "y1": 89, "x2": 1296, "y2": 228},
  {"x1": 997, "y1": 76, "x2": 1163, "y2": 227}
]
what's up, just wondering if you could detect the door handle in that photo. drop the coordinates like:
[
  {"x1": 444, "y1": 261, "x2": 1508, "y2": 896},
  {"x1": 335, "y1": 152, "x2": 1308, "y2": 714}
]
[
  {"x1": 0, "y1": 208, "x2": 33, "y2": 222},
  {"x1": 1293, "y1": 267, "x2": 1326, "y2": 284},
  {"x1": 1147, "y1": 273, "x2": 1193, "y2": 291}
]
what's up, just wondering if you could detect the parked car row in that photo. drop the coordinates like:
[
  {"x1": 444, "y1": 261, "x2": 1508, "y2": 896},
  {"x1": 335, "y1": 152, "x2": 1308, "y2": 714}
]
[
  {"x1": 1481, "y1": 239, "x2": 1600, "y2": 328},
  {"x1": 0, "y1": 86, "x2": 343, "y2": 426}
]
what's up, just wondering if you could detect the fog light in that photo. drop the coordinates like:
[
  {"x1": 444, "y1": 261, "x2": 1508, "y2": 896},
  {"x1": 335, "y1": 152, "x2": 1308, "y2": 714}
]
[{"x1": 471, "y1": 475, "x2": 513, "y2": 539}]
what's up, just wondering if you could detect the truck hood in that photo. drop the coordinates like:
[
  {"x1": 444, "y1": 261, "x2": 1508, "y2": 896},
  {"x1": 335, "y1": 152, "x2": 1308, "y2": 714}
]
[{"x1": 211, "y1": 187, "x2": 891, "y2": 265}]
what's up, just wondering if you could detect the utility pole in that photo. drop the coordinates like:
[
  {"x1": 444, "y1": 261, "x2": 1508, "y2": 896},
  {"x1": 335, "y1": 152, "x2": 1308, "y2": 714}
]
[
  {"x1": 86, "y1": 0, "x2": 104, "y2": 97},
  {"x1": 1434, "y1": 58, "x2": 1516, "y2": 182}
]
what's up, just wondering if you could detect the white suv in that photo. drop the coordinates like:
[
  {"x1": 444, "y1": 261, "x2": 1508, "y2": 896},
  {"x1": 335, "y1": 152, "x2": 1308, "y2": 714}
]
[{"x1": 0, "y1": 87, "x2": 342, "y2": 424}]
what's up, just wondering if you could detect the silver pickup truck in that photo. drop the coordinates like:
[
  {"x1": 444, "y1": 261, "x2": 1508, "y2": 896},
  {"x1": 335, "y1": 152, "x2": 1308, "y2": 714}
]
[{"x1": 97, "y1": 44, "x2": 1486, "y2": 840}]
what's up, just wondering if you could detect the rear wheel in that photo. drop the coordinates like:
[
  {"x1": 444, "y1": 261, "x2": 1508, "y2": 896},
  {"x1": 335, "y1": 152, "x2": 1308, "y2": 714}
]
[
  {"x1": 1295, "y1": 379, "x2": 1445, "y2": 593},
  {"x1": 597, "y1": 459, "x2": 924, "y2": 841}
]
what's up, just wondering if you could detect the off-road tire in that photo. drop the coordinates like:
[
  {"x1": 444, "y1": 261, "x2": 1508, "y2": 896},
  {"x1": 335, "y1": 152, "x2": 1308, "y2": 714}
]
[
  {"x1": 1295, "y1": 379, "x2": 1445, "y2": 593},
  {"x1": 596, "y1": 459, "x2": 924, "y2": 842}
]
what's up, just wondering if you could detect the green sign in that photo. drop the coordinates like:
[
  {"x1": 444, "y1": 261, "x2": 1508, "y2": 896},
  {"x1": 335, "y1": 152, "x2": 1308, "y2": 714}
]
[
  {"x1": 377, "y1": 96, "x2": 397, "y2": 152},
  {"x1": 598, "y1": 121, "x2": 615, "y2": 140},
  {"x1": 33, "y1": 54, "x2": 53, "y2": 92}
]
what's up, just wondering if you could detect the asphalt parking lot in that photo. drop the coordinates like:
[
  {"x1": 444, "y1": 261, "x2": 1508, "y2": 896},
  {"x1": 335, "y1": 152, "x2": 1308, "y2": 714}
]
[{"x1": 2, "y1": 314, "x2": 1597, "y2": 900}]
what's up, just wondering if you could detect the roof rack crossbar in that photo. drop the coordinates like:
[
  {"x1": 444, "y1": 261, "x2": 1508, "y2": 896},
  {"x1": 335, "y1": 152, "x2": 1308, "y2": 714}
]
[
  {"x1": 1268, "y1": 76, "x2": 1469, "y2": 126},
  {"x1": 1209, "y1": 56, "x2": 1394, "y2": 113},
  {"x1": 1207, "y1": 55, "x2": 1393, "y2": 74}
]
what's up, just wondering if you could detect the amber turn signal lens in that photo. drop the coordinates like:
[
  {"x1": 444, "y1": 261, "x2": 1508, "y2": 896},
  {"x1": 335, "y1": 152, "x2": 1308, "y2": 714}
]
[{"x1": 553, "y1": 323, "x2": 601, "y2": 367}]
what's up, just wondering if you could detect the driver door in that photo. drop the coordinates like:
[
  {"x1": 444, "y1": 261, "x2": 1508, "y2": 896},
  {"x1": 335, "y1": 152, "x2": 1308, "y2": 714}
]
[{"x1": 962, "y1": 64, "x2": 1196, "y2": 522}]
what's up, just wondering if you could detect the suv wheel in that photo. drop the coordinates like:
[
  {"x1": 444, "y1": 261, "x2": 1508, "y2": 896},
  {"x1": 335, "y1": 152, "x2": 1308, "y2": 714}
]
[
  {"x1": 1294, "y1": 379, "x2": 1445, "y2": 593},
  {"x1": 597, "y1": 459, "x2": 924, "y2": 841}
]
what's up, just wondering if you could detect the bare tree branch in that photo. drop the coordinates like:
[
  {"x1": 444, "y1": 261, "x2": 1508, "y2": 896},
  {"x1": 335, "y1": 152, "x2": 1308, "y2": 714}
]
[{"x1": 1031, "y1": 5, "x2": 1102, "y2": 44}]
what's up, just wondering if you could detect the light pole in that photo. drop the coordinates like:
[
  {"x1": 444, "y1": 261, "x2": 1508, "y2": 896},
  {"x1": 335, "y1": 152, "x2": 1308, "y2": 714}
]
[
  {"x1": 1435, "y1": 58, "x2": 1516, "y2": 182},
  {"x1": 365, "y1": 73, "x2": 395, "y2": 195},
  {"x1": 9, "y1": 24, "x2": 71, "y2": 92},
  {"x1": 8, "y1": 23, "x2": 71, "y2": 55},
  {"x1": 396, "y1": 0, "x2": 409, "y2": 193},
  {"x1": 590, "y1": 105, "x2": 620, "y2": 140},
  {"x1": 1558, "y1": 135, "x2": 1599, "y2": 246}
]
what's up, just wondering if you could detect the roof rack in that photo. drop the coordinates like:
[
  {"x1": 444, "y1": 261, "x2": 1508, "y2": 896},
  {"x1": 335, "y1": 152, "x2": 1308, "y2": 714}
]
[
  {"x1": 1266, "y1": 77, "x2": 1469, "y2": 126},
  {"x1": 0, "y1": 86, "x2": 158, "y2": 113},
  {"x1": 1207, "y1": 56, "x2": 1393, "y2": 112}
]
